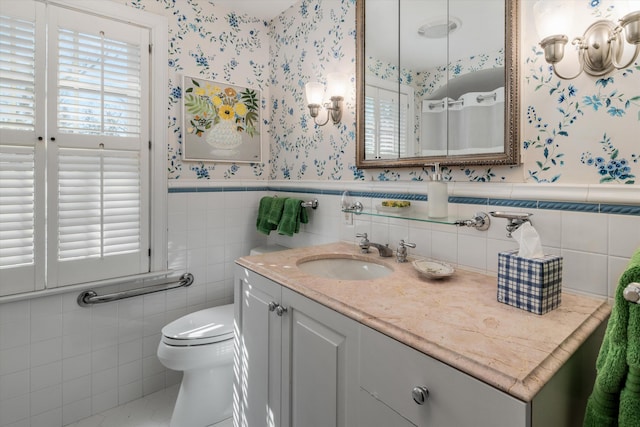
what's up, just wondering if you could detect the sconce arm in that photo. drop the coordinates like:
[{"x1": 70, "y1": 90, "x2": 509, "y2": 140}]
[
  {"x1": 610, "y1": 43, "x2": 640, "y2": 70},
  {"x1": 307, "y1": 96, "x2": 344, "y2": 127},
  {"x1": 550, "y1": 38, "x2": 586, "y2": 80}
]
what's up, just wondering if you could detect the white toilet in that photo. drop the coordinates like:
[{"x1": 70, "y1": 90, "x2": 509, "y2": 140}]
[{"x1": 157, "y1": 304, "x2": 234, "y2": 427}]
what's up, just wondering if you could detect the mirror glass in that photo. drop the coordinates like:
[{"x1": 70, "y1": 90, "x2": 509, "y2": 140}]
[{"x1": 356, "y1": 0, "x2": 520, "y2": 168}]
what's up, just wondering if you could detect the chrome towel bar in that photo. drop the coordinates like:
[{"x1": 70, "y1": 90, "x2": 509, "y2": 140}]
[
  {"x1": 77, "y1": 273, "x2": 194, "y2": 307},
  {"x1": 301, "y1": 199, "x2": 318, "y2": 209},
  {"x1": 623, "y1": 282, "x2": 640, "y2": 304}
]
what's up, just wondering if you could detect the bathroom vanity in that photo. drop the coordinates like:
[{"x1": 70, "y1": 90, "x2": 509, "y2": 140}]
[{"x1": 234, "y1": 242, "x2": 610, "y2": 427}]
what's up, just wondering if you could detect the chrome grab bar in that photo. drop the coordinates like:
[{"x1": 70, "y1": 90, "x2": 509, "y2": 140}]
[
  {"x1": 77, "y1": 273, "x2": 194, "y2": 307},
  {"x1": 623, "y1": 282, "x2": 640, "y2": 304}
]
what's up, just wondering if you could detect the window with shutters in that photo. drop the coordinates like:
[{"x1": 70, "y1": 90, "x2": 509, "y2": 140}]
[
  {"x1": 0, "y1": 0, "x2": 167, "y2": 297},
  {"x1": 364, "y1": 76, "x2": 415, "y2": 160}
]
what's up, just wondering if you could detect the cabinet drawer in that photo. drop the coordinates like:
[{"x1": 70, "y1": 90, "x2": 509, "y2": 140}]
[{"x1": 359, "y1": 325, "x2": 527, "y2": 427}]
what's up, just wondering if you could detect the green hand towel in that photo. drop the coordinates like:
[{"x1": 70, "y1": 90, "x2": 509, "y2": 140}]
[
  {"x1": 584, "y1": 246, "x2": 640, "y2": 427},
  {"x1": 277, "y1": 198, "x2": 308, "y2": 237},
  {"x1": 267, "y1": 197, "x2": 287, "y2": 226},
  {"x1": 256, "y1": 196, "x2": 277, "y2": 235}
]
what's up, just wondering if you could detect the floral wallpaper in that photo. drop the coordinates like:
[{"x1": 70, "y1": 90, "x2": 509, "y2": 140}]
[
  {"x1": 268, "y1": 0, "x2": 356, "y2": 181},
  {"x1": 117, "y1": 0, "x2": 639, "y2": 185},
  {"x1": 116, "y1": 0, "x2": 271, "y2": 180}
]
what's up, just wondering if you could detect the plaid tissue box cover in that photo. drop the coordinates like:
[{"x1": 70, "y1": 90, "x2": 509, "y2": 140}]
[{"x1": 497, "y1": 250, "x2": 563, "y2": 315}]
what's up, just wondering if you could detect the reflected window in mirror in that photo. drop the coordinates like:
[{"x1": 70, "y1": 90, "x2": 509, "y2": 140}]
[{"x1": 364, "y1": 76, "x2": 415, "y2": 159}]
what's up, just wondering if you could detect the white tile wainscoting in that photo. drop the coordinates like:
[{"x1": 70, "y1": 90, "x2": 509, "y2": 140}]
[{"x1": 1, "y1": 180, "x2": 638, "y2": 427}]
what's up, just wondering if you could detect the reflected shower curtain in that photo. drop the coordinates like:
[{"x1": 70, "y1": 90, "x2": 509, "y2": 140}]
[{"x1": 421, "y1": 87, "x2": 504, "y2": 155}]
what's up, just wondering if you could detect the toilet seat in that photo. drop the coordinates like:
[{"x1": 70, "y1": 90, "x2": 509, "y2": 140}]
[{"x1": 162, "y1": 304, "x2": 234, "y2": 346}]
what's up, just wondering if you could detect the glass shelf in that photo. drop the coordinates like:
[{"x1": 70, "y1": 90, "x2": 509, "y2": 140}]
[{"x1": 342, "y1": 208, "x2": 459, "y2": 225}]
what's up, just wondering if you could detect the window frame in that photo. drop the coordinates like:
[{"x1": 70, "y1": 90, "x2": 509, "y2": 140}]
[{"x1": 0, "y1": 0, "x2": 168, "y2": 299}]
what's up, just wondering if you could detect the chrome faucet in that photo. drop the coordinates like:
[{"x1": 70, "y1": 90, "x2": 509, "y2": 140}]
[
  {"x1": 396, "y1": 240, "x2": 416, "y2": 263},
  {"x1": 356, "y1": 233, "x2": 393, "y2": 257}
]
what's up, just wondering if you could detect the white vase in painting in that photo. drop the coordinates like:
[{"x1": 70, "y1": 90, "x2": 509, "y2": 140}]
[{"x1": 206, "y1": 120, "x2": 242, "y2": 150}]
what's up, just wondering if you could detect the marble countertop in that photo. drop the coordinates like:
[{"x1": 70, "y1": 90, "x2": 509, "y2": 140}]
[{"x1": 235, "y1": 241, "x2": 611, "y2": 402}]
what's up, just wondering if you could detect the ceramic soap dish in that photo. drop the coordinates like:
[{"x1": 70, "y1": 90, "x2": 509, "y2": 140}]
[{"x1": 413, "y1": 259, "x2": 455, "y2": 280}]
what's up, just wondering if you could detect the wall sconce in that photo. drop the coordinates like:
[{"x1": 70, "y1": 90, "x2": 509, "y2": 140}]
[
  {"x1": 533, "y1": 1, "x2": 640, "y2": 79},
  {"x1": 304, "y1": 73, "x2": 347, "y2": 126}
]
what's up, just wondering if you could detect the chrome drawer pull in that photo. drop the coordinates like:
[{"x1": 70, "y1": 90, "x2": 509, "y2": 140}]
[{"x1": 412, "y1": 386, "x2": 429, "y2": 405}]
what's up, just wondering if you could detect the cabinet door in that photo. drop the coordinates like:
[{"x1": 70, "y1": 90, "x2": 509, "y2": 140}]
[
  {"x1": 281, "y1": 288, "x2": 359, "y2": 427},
  {"x1": 234, "y1": 266, "x2": 283, "y2": 427}
]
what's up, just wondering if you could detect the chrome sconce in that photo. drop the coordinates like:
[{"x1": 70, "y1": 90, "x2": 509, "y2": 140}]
[
  {"x1": 304, "y1": 73, "x2": 347, "y2": 126},
  {"x1": 533, "y1": 0, "x2": 640, "y2": 80}
]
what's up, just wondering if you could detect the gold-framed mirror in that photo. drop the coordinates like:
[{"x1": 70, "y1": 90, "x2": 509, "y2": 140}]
[{"x1": 356, "y1": 0, "x2": 520, "y2": 168}]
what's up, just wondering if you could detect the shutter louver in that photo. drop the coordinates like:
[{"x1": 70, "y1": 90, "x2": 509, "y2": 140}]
[
  {"x1": 0, "y1": 146, "x2": 34, "y2": 268},
  {"x1": 0, "y1": 13, "x2": 36, "y2": 132},
  {"x1": 58, "y1": 148, "x2": 140, "y2": 261}
]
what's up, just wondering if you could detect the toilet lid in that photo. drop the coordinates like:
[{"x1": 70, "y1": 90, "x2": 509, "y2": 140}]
[{"x1": 162, "y1": 304, "x2": 234, "y2": 346}]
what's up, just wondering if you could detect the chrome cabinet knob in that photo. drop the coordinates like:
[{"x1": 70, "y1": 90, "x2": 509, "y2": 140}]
[
  {"x1": 268, "y1": 302, "x2": 279, "y2": 312},
  {"x1": 275, "y1": 305, "x2": 288, "y2": 316},
  {"x1": 412, "y1": 386, "x2": 429, "y2": 405}
]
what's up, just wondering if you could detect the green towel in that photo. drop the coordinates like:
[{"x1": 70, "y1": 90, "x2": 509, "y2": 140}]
[
  {"x1": 584, "y1": 246, "x2": 640, "y2": 427},
  {"x1": 256, "y1": 196, "x2": 277, "y2": 235},
  {"x1": 267, "y1": 197, "x2": 287, "y2": 226},
  {"x1": 277, "y1": 198, "x2": 309, "y2": 237}
]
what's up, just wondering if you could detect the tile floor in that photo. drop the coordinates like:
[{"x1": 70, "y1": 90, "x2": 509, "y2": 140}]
[{"x1": 64, "y1": 384, "x2": 232, "y2": 427}]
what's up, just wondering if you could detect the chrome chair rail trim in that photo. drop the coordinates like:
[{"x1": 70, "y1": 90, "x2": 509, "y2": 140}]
[{"x1": 77, "y1": 273, "x2": 194, "y2": 307}]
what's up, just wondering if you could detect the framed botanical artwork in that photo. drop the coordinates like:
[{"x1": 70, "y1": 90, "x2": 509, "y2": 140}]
[{"x1": 182, "y1": 76, "x2": 261, "y2": 162}]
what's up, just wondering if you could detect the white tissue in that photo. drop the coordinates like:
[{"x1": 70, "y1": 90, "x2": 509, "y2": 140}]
[{"x1": 512, "y1": 222, "x2": 544, "y2": 259}]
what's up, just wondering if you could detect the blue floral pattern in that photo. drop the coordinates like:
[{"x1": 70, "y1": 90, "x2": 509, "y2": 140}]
[
  {"x1": 117, "y1": 0, "x2": 638, "y2": 185},
  {"x1": 581, "y1": 134, "x2": 637, "y2": 184}
]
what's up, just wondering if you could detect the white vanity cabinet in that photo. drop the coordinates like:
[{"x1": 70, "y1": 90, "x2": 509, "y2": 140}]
[
  {"x1": 358, "y1": 325, "x2": 527, "y2": 427},
  {"x1": 235, "y1": 262, "x2": 604, "y2": 427},
  {"x1": 234, "y1": 266, "x2": 360, "y2": 427}
]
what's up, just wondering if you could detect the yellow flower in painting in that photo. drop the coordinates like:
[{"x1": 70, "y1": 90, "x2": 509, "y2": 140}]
[
  {"x1": 234, "y1": 102, "x2": 247, "y2": 117},
  {"x1": 212, "y1": 96, "x2": 223, "y2": 107},
  {"x1": 219, "y1": 105, "x2": 234, "y2": 120},
  {"x1": 224, "y1": 87, "x2": 237, "y2": 97},
  {"x1": 205, "y1": 83, "x2": 216, "y2": 97},
  {"x1": 194, "y1": 87, "x2": 206, "y2": 96}
]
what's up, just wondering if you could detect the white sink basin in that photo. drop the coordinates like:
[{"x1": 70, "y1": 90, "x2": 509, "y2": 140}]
[{"x1": 297, "y1": 256, "x2": 393, "y2": 280}]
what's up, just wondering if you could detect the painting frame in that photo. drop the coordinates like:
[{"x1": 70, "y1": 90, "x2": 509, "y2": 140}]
[{"x1": 182, "y1": 76, "x2": 262, "y2": 163}]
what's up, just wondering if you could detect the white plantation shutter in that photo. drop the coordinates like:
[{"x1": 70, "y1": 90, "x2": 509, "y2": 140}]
[
  {"x1": 364, "y1": 85, "x2": 403, "y2": 159},
  {"x1": 0, "y1": 146, "x2": 37, "y2": 293},
  {"x1": 0, "y1": 0, "x2": 160, "y2": 296},
  {"x1": 57, "y1": 149, "x2": 141, "y2": 260},
  {"x1": 47, "y1": 6, "x2": 149, "y2": 287},
  {"x1": 52, "y1": 148, "x2": 144, "y2": 286},
  {"x1": 0, "y1": 1, "x2": 44, "y2": 294},
  {"x1": 379, "y1": 88, "x2": 400, "y2": 158},
  {"x1": 0, "y1": 11, "x2": 36, "y2": 132}
]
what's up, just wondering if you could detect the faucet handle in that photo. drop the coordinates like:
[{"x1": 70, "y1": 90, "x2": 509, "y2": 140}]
[
  {"x1": 356, "y1": 233, "x2": 370, "y2": 254},
  {"x1": 398, "y1": 239, "x2": 416, "y2": 249},
  {"x1": 396, "y1": 240, "x2": 416, "y2": 263}
]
